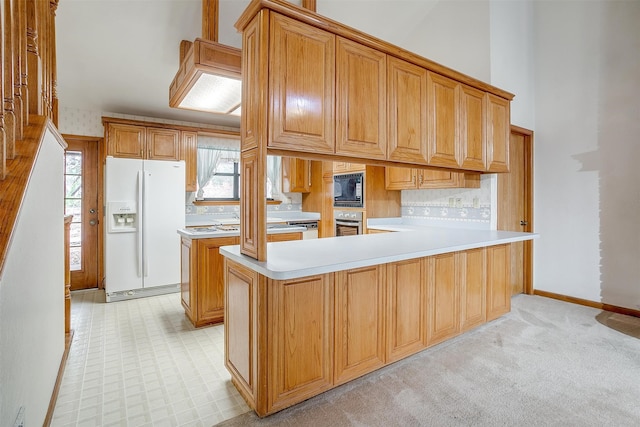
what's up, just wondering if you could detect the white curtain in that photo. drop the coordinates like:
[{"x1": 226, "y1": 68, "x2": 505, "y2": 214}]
[
  {"x1": 266, "y1": 156, "x2": 281, "y2": 198},
  {"x1": 196, "y1": 148, "x2": 222, "y2": 200}
]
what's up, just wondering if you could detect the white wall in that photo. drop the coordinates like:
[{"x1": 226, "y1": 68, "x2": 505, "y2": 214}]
[
  {"x1": 0, "y1": 128, "x2": 66, "y2": 426},
  {"x1": 533, "y1": 0, "x2": 640, "y2": 310}
]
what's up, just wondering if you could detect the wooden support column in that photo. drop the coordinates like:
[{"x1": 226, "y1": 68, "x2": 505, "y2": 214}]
[
  {"x1": 4, "y1": 0, "x2": 16, "y2": 159},
  {"x1": 1, "y1": 0, "x2": 6, "y2": 180},
  {"x1": 50, "y1": 0, "x2": 59, "y2": 126},
  {"x1": 239, "y1": 10, "x2": 269, "y2": 261},
  {"x1": 13, "y1": 0, "x2": 25, "y2": 138},
  {"x1": 26, "y1": 0, "x2": 42, "y2": 118}
]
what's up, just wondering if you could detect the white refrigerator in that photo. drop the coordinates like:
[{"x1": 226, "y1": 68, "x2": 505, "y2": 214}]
[{"x1": 105, "y1": 157, "x2": 185, "y2": 302}]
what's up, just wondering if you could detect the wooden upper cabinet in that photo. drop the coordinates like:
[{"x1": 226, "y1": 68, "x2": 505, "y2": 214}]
[
  {"x1": 458, "y1": 84, "x2": 487, "y2": 171},
  {"x1": 105, "y1": 122, "x2": 180, "y2": 161},
  {"x1": 182, "y1": 131, "x2": 198, "y2": 192},
  {"x1": 427, "y1": 72, "x2": 460, "y2": 169},
  {"x1": 269, "y1": 13, "x2": 335, "y2": 155},
  {"x1": 385, "y1": 166, "x2": 416, "y2": 190},
  {"x1": 486, "y1": 94, "x2": 510, "y2": 172},
  {"x1": 146, "y1": 127, "x2": 180, "y2": 161},
  {"x1": 336, "y1": 37, "x2": 386, "y2": 160},
  {"x1": 106, "y1": 123, "x2": 146, "y2": 159},
  {"x1": 333, "y1": 162, "x2": 365, "y2": 173},
  {"x1": 385, "y1": 167, "x2": 480, "y2": 190},
  {"x1": 282, "y1": 157, "x2": 311, "y2": 193},
  {"x1": 387, "y1": 57, "x2": 428, "y2": 164}
]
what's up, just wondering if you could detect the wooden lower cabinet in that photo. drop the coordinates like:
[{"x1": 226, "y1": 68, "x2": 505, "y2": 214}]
[
  {"x1": 268, "y1": 274, "x2": 334, "y2": 412},
  {"x1": 387, "y1": 258, "x2": 427, "y2": 362},
  {"x1": 334, "y1": 265, "x2": 386, "y2": 384},
  {"x1": 181, "y1": 236, "x2": 239, "y2": 327},
  {"x1": 427, "y1": 253, "x2": 460, "y2": 346},
  {"x1": 460, "y1": 247, "x2": 487, "y2": 332},
  {"x1": 486, "y1": 244, "x2": 511, "y2": 321},
  {"x1": 224, "y1": 244, "x2": 512, "y2": 417},
  {"x1": 181, "y1": 233, "x2": 302, "y2": 328}
]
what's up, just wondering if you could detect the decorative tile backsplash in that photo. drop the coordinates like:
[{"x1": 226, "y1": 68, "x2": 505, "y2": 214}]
[{"x1": 401, "y1": 174, "x2": 494, "y2": 226}]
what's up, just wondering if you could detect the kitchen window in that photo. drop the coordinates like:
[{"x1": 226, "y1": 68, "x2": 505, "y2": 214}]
[{"x1": 196, "y1": 147, "x2": 280, "y2": 201}]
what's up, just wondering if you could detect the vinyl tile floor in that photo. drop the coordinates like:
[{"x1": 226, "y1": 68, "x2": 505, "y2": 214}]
[{"x1": 51, "y1": 289, "x2": 251, "y2": 427}]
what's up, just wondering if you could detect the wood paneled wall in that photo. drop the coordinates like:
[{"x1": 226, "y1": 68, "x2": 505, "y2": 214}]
[{"x1": 0, "y1": 0, "x2": 59, "y2": 180}]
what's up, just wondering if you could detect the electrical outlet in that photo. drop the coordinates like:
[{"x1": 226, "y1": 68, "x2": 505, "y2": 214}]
[
  {"x1": 473, "y1": 197, "x2": 480, "y2": 208},
  {"x1": 455, "y1": 198, "x2": 462, "y2": 208},
  {"x1": 448, "y1": 198, "x2": 455, "y2": 207}
]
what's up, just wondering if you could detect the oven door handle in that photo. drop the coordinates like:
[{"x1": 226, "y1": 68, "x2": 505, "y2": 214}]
[{"x1": 335, "y1": 220, "x2": 360, "y2": 226}]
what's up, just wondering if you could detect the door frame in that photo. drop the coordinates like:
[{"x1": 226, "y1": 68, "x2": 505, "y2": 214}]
[
  {"x1": 63, "y1": 134, "x2": 105, "y2": 290},
  {"x1": 509, "y1": 125, "x2": 534, "y2": 295}
]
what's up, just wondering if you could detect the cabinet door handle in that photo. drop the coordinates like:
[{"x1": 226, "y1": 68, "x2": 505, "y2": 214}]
[{"x1": 520, "y1": 220, "x2": 529, "y2": 226}]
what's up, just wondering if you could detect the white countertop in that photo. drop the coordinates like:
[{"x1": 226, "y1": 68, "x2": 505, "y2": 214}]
[{"x1": 220, "y1": 226, "x2": 539, "y2": 280}]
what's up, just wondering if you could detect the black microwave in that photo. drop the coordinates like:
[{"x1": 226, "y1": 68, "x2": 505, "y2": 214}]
[{"x1": 333, "y1": 172, "x2": 364, "y2": 208}]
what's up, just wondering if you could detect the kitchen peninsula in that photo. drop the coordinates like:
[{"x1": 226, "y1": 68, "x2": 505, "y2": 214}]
[
  {"x1": 221, "y1": 227, "x2": 537, "y2": 416},
  {"x1": 222, "y1": 0, "x2": 530, "y2": 418}
]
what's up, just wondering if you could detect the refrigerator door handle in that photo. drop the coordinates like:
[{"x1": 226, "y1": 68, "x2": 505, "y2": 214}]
[
  {"x1": 137, "y1": 170, "x2": 144, "y2": 278},
  {"x1": 142, "y1": 170, "x2": 149, "y2": 278}
]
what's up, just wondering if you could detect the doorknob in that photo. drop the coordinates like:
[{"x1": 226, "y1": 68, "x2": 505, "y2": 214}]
[
  {"x1": 520, "y1": 220, "x2": 528, "y2": 226},
  {"x1": 89, "y1": 220, "x2": 97, "y2": 226},
  {"x1": 89, "y1": 208, "x2": 96, "y2": 214}
]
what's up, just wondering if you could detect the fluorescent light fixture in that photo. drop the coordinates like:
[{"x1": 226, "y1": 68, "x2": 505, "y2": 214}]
[{"x1": 169, "y1": 38, "x2": 242, "y2": 115}]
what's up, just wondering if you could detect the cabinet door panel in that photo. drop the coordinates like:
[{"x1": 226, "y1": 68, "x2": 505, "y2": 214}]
[
  {"x1": 336, "y1": 37, "x2": 386, "y2": 160},
  {"x1": 427, "y1": 253, "x2": 460, "y2": 346},
  {"x1": 486, "y1": 94, "x2": 510, "y2": 172},
  {"x1": 197, "y1": 237, "x2": 238, "y2": 326},
  {"x1": 387, "y1": 57, "x2": 428, "y2": 164},
  {"x1": 418, "y1": 169, "x2": 459, "y2": 189},
  {"x1": 180, "y1": 238, "x2": 194, "y2": 322},
  {"x1": 427, "y1": 72, "x2": 460, "y2": 168},
  {"x1": 107, "y1": 123, "x2": 145, "y2": 159},
  {"x1": 268, "y1": 275, "x2": 333, "y2": 411},
  {"x1": 182, "y1": 131, "x2": 198, "y2": 191},
  {"x1": 281, "y1": 157, "x2": 310, "y2": 193},
  {"x1": 487, "y1": 244, "x2": 511, "y2": 320},
  {"x1": 460, "y1": 248, "x2": 486, "y2": 331},
  {"x1": 385, "y1": 166, "x2": 416, "y2": 190},
  {"x1": 270, "y1": 14, "x2": 335, "y2": 154},
  {"x1": 147, "y1": 127, "x2": 180, "y2": 161},
  {"x1": 459, "y1": 85, "x2": 486, "y2": 171},
  {"x1": 387, "y1": 259, "x2": 427, "y2": 362},
  {"x1": 335, "y1": 265, "x2": 385, "y2": 384}
]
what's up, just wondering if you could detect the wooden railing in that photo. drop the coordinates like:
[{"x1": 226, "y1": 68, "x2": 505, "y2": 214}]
[{"x1": 0, "y1": 0, "x2": 59, "y2": 274}]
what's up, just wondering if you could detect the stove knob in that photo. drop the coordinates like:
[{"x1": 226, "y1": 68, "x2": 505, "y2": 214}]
[{"x1": 350, "y1": 213, "x2": 356, "y2": 219}]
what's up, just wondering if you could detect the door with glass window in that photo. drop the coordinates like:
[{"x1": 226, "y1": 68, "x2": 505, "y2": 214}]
[{"x1": 64, "y1": 136, "x2": 100, "y2": 290}]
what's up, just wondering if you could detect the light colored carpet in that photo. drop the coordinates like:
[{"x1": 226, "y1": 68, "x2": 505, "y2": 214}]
[{"x1": 215, "y1": 295, "x2": 640, "y2": 427}]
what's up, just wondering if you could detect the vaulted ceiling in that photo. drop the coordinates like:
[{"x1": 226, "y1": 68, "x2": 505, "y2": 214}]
[{"x1": 55, "y1": 0, "x2": 445, "y2": 129}]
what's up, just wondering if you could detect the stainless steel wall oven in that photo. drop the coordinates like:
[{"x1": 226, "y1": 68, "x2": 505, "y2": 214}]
[{"x1": 334, "y1": 210, "x2": 364, "y2": 236}]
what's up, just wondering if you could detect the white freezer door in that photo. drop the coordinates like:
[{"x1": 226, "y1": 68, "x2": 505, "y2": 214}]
[
  {"x1": 141, "y1": 160, "x2": 185, "y2": 288},
  {"x1": 105, "y1": 157, "x2": 143, "y2": 292}
]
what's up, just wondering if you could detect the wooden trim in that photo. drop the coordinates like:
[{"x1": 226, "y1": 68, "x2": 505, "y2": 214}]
[
  {"x1": 43, "y1": 330, "x2": 74, "y2": 427},
  {"x1": 235, "y1": 0, "x2": 514, "y2": 100},
  {"x1": 203, "y1": 0, "x2": 219, "y2": 41},
  {"x1": 101, "y1": 116, "x2": 240, "y2": 137},
  {"x1": 533, "y1": 290, "x2": 640, "y2": 318}
]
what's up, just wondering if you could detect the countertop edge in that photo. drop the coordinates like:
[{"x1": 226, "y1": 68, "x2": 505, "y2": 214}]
[{"x1": 220, "y1": 231, "x2": 539, "y2": 280}]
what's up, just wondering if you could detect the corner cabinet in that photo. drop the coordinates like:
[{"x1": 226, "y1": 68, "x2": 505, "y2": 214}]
[{"x1": 181, "y1": 233, "x2": 302, "y2": 328}]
